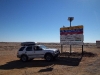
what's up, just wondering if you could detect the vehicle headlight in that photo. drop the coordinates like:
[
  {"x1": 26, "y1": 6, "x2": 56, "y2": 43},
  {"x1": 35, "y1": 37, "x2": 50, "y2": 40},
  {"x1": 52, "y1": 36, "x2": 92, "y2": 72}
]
[{"x1": 54, "y1": 50, "x2": 59, "y2": 54}]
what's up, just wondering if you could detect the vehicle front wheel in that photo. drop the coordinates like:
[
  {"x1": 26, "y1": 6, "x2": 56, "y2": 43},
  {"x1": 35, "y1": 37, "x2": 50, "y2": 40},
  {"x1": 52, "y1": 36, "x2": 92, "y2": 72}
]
[
  {"x1": 28, "y1": 58, "x2": 34, "y2": 61},
  {"x1": 21, "y1": 55, "x2": 28, "y2": 62},
  {"x1": 54, "y1": 55, "x2": 59, "y2": 60},
  {"x1": 45, "y1": 54, "x2": 53, "y2": 61}
]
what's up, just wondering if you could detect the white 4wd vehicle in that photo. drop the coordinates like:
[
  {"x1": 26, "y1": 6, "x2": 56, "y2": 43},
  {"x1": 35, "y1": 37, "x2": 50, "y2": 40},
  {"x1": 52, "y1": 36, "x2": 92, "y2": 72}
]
[{"x1": 17, "y1": 44, "x2": 60, "y2": 62}]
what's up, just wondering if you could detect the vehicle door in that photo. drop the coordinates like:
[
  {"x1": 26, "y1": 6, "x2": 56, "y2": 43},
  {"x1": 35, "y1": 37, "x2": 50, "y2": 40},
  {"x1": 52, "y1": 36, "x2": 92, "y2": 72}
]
[
  {"x1": 33, "y1": 46, "x2": 44, "y2": 58},
  {"x1": 25, "y1": 46, "x2": 34, "y2": 58}
]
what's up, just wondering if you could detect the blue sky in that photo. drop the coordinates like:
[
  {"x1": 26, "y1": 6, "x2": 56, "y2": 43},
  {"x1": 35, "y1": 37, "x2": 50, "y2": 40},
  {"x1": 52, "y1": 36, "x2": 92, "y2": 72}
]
[{"x1": 0, "y1": 0, "x2": 100, "y2": 43}]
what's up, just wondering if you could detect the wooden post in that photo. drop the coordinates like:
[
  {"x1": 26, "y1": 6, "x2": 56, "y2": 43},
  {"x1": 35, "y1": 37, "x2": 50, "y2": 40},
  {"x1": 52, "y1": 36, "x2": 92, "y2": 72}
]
[
  {"x1": 82, "y1": 45, "x2": 83, "y2": 56},
  {"x1": 61, "y1": 44, "x2": 63, "y2": 53}
]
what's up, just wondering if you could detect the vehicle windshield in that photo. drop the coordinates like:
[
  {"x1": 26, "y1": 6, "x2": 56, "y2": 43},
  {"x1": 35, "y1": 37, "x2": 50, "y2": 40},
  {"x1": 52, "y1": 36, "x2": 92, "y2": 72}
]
[{"x1": 39, "y1": 45, "x2": 48, "y2": 49}]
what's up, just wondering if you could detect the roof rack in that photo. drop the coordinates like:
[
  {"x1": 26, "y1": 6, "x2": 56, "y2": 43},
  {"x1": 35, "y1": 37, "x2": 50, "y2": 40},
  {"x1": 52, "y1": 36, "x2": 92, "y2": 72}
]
[{"x1": 21, "y1": 42, "x2": 36, "y2": 46}]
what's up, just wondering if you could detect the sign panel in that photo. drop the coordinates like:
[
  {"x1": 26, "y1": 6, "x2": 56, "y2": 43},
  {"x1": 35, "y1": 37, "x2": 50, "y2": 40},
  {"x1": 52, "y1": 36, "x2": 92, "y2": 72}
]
[
  {"x1": 96, "y1": 40, "x2": 100, "y2": 47},
  {"x1": 60, "y1": 25, "x2": 84, "y2": 45}
]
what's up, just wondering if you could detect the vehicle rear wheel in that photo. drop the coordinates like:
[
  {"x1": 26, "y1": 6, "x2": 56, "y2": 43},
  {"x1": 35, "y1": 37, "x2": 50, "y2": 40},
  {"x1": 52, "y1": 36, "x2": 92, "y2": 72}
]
[
  {"x1": 45, "y1": 54, "x2": 53, "y2": 61},
  {"x1": 21, "y1": 55, "x2": 28, "y2": 62}
]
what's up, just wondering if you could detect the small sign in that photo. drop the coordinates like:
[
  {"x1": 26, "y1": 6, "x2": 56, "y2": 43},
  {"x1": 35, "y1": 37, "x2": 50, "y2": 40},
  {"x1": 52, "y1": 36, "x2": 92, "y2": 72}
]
[{"x1": 96, "y1": 40, "x2": 100, "y2": 47}]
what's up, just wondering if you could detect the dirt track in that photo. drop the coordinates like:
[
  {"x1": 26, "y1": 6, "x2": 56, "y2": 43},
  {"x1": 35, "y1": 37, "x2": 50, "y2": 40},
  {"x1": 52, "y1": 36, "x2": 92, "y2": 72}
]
[{"x1": 0, "y1": 43, "x2": 100, "y2": 75}]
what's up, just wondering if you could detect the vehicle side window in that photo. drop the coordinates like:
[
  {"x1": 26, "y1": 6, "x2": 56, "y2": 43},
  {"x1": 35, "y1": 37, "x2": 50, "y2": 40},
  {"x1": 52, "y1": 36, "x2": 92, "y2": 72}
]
[
  {"x1": 19, "y1": 47, "x2": 25, "y2": 51},
  {"x1": 26, "y1": 46, "x2": 32, "y2": 51},
  {"x1": 34, "y1": 46, "x2": 42, "y2": 51}
]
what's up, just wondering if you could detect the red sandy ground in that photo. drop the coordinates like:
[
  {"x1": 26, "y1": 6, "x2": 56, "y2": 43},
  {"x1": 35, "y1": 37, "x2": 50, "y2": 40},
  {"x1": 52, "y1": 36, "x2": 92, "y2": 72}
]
[{"x1": 0, "y1": 42, "x2": 100, "y2": 75}]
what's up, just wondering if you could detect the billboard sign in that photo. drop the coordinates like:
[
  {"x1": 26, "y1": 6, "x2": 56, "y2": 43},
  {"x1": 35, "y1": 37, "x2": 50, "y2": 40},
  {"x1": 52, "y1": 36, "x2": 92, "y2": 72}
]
[{"x1": 60, "y1": 25, "x2": 84, "y2": 45}]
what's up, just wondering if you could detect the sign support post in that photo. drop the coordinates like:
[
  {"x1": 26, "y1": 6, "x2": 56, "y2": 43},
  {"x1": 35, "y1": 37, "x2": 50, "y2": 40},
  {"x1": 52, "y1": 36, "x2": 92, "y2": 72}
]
[
  {"x1": 82, "y1": 45, "x2": 83, "y2": 56},
  {"x1": 61, "y1": 44, "x2": 63, "y2": 53}
]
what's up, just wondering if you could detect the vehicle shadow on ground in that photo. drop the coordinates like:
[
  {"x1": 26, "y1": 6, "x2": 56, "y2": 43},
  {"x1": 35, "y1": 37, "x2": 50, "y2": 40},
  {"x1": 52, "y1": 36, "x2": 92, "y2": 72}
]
[
  {"x1": 0, "y1": 51, "x2": 97, "y2": 70},
  {"x1": 60, "y1": 51, "x2": 97, "y2": 57}
]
